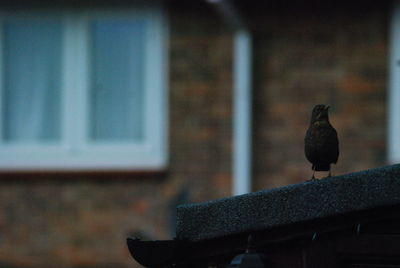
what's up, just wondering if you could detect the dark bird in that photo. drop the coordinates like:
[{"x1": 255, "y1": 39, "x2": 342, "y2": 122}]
[{"x1": 304, "y1": 104, "x2": 339, "y2": 180}]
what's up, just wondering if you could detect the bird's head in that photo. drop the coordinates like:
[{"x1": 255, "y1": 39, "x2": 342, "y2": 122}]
[{"x1": 310, "y1": 104, "x2": 330, "y2": 123}]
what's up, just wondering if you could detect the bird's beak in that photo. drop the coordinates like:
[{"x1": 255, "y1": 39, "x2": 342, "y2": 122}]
[{"x1": 324, "y1": 105, "x2": 330, "y2": 110}]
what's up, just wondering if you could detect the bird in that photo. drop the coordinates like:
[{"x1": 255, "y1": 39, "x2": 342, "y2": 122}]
[{"x1": 304, "y1": 104, "x2": 339, "y2": 180}]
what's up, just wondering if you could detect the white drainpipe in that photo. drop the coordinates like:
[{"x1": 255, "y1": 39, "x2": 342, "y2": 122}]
[
  {"x1": 388, "y1": 0, "x2": 400, "y2": 164},
  {"x1": 233, "y1": 30, "x2": 252, "y2": 195},
  {"x1": 206, "y1": 0, "x2": 253, "y2": 195}
]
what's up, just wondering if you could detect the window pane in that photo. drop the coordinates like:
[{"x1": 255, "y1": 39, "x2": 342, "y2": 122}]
[
  {"x1": 2, "y1": 19, "x2": 62, "y2": 142},
  {"x1": 90, "y1": 20, "x2": 146, "y2": 142}
]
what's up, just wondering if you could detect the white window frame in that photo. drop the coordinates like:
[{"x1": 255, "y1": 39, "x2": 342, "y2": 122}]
[
  {"x1": 389, "y1": 0, "x2": 400, "y2": 164},
  {"x1": 0, "y1": 6, "x2": 168, "y2": 171}
]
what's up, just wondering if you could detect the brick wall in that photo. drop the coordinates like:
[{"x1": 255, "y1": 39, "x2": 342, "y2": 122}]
[
  {"x1": 250, "y1": 1, "x2": 389, "y2": 189},
  {"x1": 0, "y1": 1, "x2": 390, "y2": 268},
  {"x1": 168, "y1": 2, "x2": 233, "y2": 203}
]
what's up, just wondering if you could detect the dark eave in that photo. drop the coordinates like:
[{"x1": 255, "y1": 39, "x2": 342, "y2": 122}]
[
  {"x1": 176, "y1": 164, "x2": 400, "y2": 241},
  {"x1": 128, "y1": 164, "x2": 400, "y2": 267}
]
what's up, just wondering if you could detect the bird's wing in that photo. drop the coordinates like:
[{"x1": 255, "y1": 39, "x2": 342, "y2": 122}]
[
  {"x1": 321, "y1": 125, "x2": 339, "y2": 164},
  {"x1": 304, "y1": 126, "x2": 320, "y2": 163},
  {"x1": 330, "y1": 128, "x2": 339, "y2": 164}
]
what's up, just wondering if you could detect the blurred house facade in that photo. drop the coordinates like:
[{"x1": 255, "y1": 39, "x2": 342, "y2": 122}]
[{"x1": 0, "y1": 0, "x2": 395, "y2": 267}]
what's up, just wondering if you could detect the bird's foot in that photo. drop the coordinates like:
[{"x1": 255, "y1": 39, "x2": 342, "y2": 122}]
[
  {"x1": 306, "y1": 176, "x2": 318, "y2": 182},
  {"x1": 323, "y1": 170, "x2": 333, "y2": 179}
]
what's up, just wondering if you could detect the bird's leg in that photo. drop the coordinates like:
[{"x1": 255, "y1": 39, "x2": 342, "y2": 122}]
[
  {"x1": 328, "y1": 170, "x2": 332, "y2": 177},
  {"x1": 307, "y1": 169, "x2": 317, "y2": 181}
]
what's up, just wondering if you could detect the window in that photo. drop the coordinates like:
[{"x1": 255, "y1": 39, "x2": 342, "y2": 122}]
[
  {"x1": 0, "y1": 6, "x2": 168, "y2": 171},
  {"x1": 389, "y1": 0, "x2": 400, "y2": 164}
]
